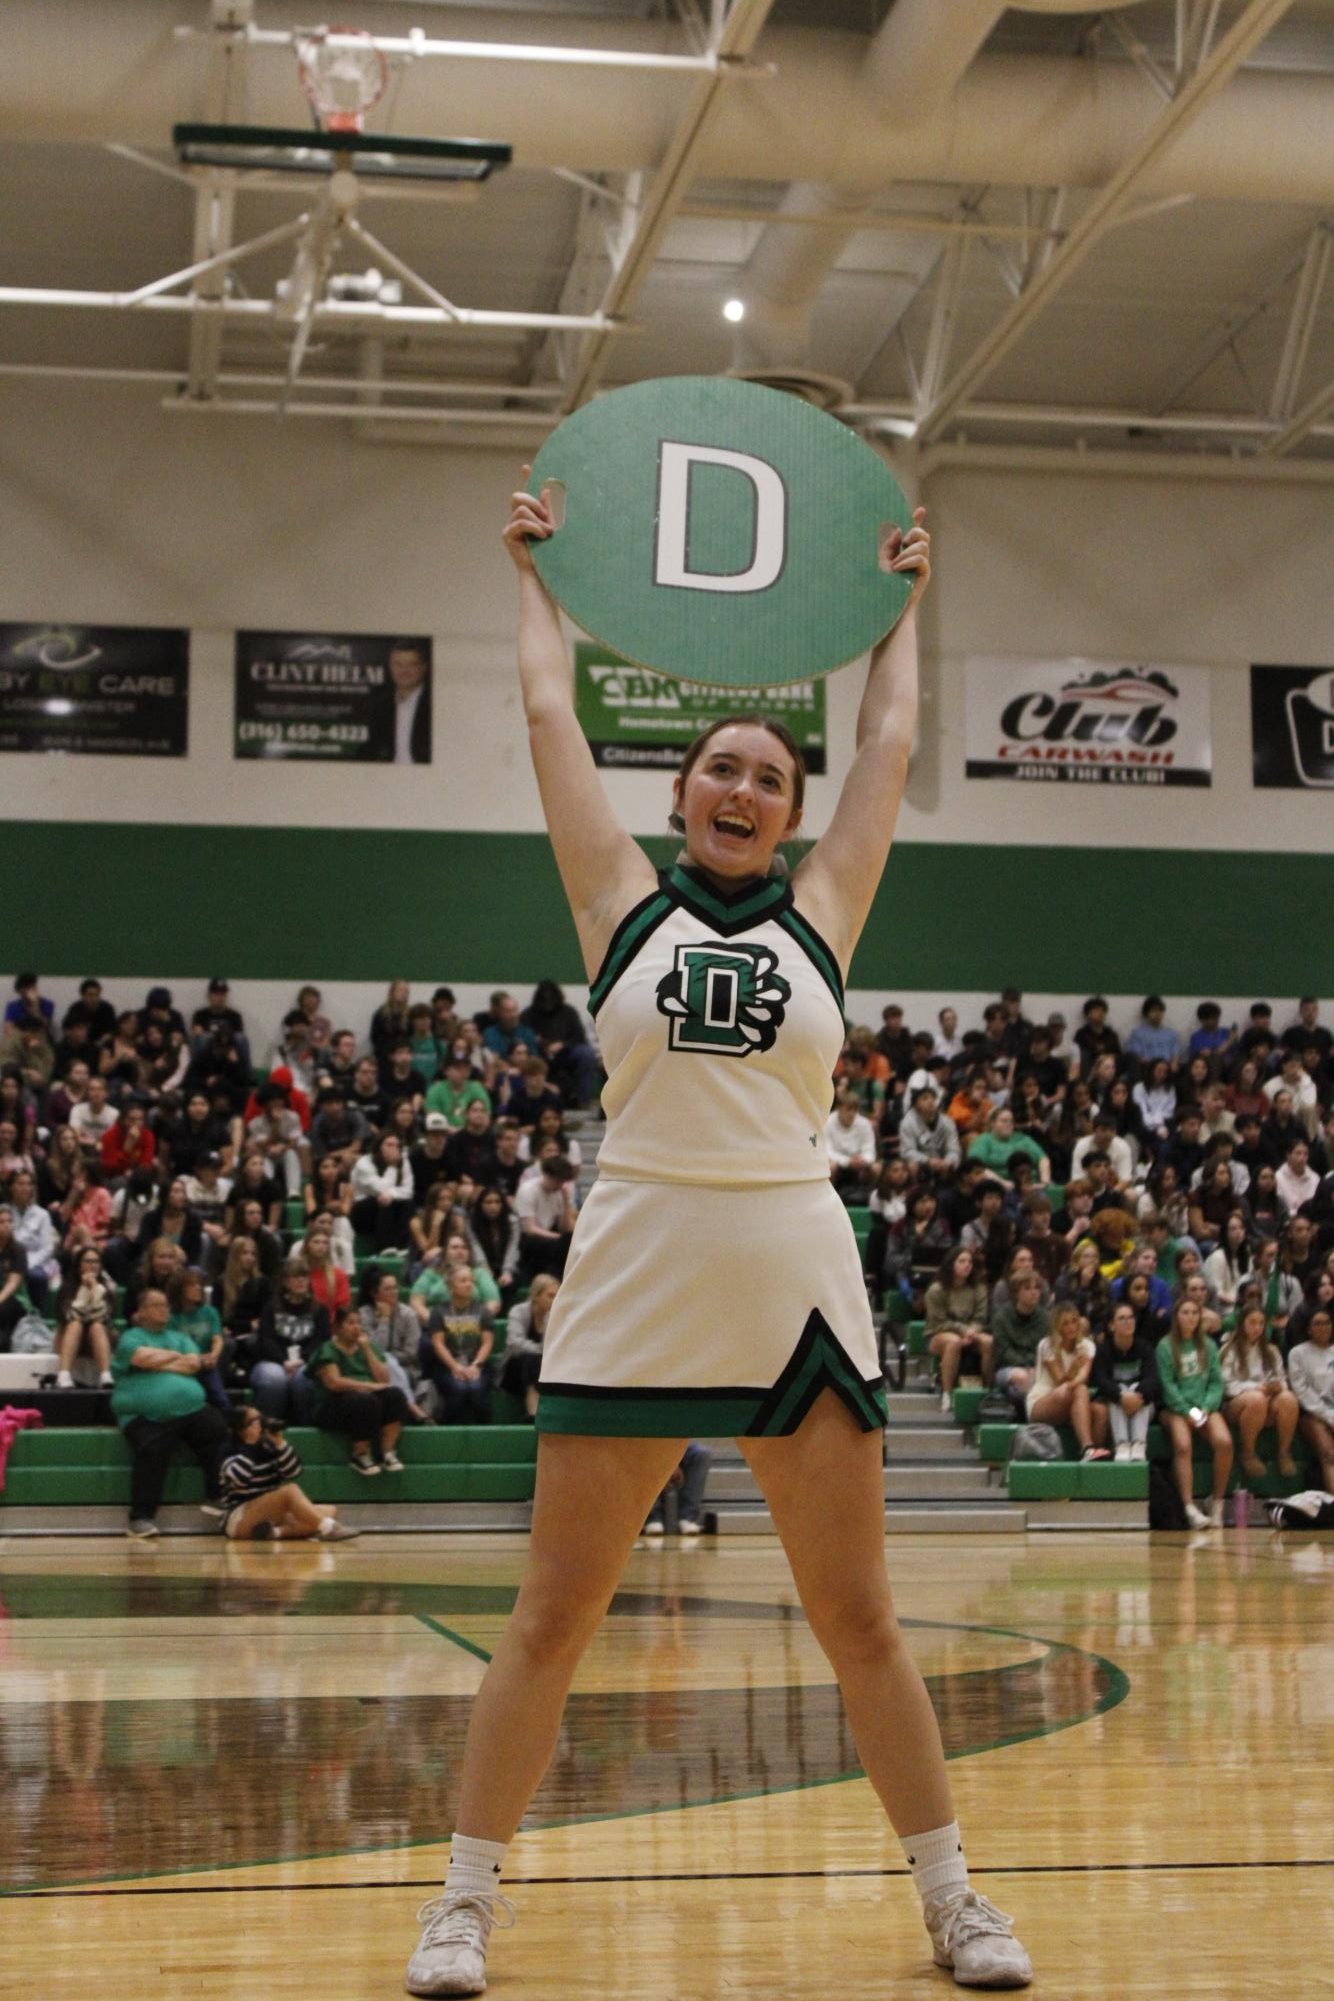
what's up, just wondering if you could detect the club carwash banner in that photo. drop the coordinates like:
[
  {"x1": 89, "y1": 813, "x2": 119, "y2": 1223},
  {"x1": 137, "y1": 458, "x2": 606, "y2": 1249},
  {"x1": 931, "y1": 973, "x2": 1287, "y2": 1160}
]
[
  {"x1": 965, "y1": 657, "x2": 1212, "y2": 787},
  {"x1": 0, "y1": 622, "x2": 188, "y2": 756},
  {"x1": 574, "y1": 642, "x2": 827, "y2": 773}
]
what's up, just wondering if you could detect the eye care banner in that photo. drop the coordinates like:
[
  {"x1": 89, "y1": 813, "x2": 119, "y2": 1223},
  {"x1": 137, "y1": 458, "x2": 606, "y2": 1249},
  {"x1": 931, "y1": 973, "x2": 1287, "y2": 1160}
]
[
  {"x1": 0, "y1": 622, "x2": 189, "y2": 755},
  {"x1": 234, "y1": 631, "x2": 432, "y2": 763},
  {"x1": 965, "y1": 657, "x2": 1212, "y2": 786},
  {"x1": 574, "y1": 642, "x2": 827, "y2": 772}
]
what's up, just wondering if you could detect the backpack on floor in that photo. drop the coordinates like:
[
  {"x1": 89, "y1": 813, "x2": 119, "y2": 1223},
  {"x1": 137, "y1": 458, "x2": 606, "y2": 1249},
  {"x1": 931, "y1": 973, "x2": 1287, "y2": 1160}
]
[
  {"x1": 1148, "y1": 1463, "x2": 1188, "y2": 1530},
  {"x1": 1265, "y1": 1491, "x2": 1334, "y2": 1530}
]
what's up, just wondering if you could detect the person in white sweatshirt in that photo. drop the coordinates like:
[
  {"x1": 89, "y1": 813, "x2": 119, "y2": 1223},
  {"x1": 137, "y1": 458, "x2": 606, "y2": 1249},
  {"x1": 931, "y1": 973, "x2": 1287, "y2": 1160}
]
[{"x1": 1288, "y1": 1305, "x2": 1334, "y2": 1492}]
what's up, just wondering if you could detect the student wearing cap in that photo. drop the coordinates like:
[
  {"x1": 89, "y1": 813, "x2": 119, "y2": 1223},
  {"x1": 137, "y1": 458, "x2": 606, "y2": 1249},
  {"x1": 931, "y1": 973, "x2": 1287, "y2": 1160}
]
[{"x1": 190, "y1": 978, "x2": 246, "y2": 1047}]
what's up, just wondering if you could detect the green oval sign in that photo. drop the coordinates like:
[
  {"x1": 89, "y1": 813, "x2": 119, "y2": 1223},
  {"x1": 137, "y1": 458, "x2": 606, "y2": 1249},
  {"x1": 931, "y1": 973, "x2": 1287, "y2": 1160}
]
[{"x1": 529, "y1": 376, "x2": 912, "y2": 688}]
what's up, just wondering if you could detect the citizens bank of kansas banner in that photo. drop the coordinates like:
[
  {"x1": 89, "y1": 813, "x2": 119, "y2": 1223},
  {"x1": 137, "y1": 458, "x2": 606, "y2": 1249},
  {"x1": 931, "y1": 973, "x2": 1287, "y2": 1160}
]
[
  {"x1": 234, "y1": 632, "x2": 432, "y2": 763},
  {"x1": 574, "y1": 642, "x2": 827, "y2": 773},
  {"x1": 965, "y1": 656, "x2": 1212, "y2": 787},
  {"x1": 1250, "y1": 665, "x2": 1334, "y2": 790},
  {"x1": 0, "y1": 622, "x2": 188, "y2": 756}
]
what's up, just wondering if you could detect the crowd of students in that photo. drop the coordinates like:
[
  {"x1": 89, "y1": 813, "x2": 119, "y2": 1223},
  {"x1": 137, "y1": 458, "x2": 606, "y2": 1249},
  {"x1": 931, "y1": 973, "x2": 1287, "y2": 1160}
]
[
  {"x1": 2, "y1": 973, "x2": 1332, "y2": 1535},
  {"x1": 836, "y1": 989, "x2": 1334, "y2": 1528},
  {"x1": 0, "y1": 972, "x2": 596, "y2": 1530}
]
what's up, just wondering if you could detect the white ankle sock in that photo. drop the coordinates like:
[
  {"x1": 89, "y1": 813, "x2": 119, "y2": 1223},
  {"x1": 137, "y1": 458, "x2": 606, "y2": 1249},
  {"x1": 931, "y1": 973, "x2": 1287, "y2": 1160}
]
[
  {"x1": 902, "y1": 1820, "x2": 968, "y2": 1901},
  {"x1": 445, "y1": 1833, "x2": 508, "y2": 1901}
]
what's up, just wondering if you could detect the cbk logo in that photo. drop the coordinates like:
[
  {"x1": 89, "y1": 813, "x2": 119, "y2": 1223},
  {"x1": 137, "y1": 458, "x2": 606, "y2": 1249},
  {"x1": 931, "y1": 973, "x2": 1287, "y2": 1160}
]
[{"x1": 655, "y1": 944, "x2": 791, "y2": 1057}]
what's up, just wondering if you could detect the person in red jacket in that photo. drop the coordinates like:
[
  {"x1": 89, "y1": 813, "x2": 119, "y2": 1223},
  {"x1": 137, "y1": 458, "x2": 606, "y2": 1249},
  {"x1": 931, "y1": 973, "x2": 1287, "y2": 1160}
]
[{"x1": 101, "y1": 1103, "x2": 157, "y2": 1182}]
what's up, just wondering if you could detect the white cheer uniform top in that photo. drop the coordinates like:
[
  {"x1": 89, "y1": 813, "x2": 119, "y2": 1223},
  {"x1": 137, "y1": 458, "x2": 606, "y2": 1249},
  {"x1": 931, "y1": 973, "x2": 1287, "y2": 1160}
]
[{"x1": 588, "y1": 864, "x2": 846, "y2": 1187}]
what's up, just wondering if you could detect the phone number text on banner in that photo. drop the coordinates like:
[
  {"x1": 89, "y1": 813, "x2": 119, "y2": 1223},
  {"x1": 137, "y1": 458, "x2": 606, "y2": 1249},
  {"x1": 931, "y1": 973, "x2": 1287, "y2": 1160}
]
[
  {"x1": 965, "y1": 656, "x2": 1212, "y2": 787},
  {"x1": 574, "y1": 643, "x2": 827, "y2": 773}
]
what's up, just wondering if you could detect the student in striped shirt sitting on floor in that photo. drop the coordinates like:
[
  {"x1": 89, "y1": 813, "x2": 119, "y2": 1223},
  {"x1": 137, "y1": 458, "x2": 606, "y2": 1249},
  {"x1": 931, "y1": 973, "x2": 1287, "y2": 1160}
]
[{"x1": 219, "y1": 1405, "x2": 358, "y2": 1541}]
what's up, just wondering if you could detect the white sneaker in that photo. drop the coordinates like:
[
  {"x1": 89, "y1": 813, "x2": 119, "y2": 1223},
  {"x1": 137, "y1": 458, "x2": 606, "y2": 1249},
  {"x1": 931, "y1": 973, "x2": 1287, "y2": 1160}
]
[
  {"x1": 940, "y1": 1389, "x2": 954, "y2": 1414},
  {"x1": 643, "y1": 1519, "x2": 665, "y2": 1536},
  {"x1": 1184, "y1": 1501, "x2": 1210, "y2": 1530},
  {"x1": 677, "y1": 1517, "x2": 702, "y2": 1537},
  {"x1": 924, "y1": 1886, "x2": 1033, "y2": 1988},
  {"x1": 405, "y1": 1889, "x2": 516, "y2": 1997},
  {"x1": 1113, "y1": 1443, "x2": 1131, "y2": 1462},
  {"x1": 1129, "y1": 1441, "x2": 1147, "y2": 1461},
  {"x1": 56, "y1": 1370, "x2": 75, "y2": 1390},
  {"x1": 1208, "y1": 1498, "x2": 1225, "y2": 1530}
]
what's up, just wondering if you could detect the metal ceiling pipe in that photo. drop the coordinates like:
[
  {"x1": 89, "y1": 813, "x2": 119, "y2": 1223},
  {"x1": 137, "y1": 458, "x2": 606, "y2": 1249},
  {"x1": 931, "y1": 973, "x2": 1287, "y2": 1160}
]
[
  {"x1": 5, "y1": 4, "x2": 1330, "y2": 206},
  {"x1": 732, "y1": 0, "x2": 1151, "y2": 378}
]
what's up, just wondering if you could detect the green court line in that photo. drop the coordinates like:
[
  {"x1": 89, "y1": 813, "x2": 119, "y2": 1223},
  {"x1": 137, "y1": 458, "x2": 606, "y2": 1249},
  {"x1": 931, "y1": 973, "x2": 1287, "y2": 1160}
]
[{"x1": 414, "y1": 1612, "x2": 493, "y2": 1664}]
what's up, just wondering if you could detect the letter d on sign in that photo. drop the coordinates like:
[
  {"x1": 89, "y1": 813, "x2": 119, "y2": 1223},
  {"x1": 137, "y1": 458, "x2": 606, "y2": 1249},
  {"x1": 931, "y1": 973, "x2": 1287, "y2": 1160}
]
[{"x1": 654, "y1": 442, "x2": 786, "y2": 595}]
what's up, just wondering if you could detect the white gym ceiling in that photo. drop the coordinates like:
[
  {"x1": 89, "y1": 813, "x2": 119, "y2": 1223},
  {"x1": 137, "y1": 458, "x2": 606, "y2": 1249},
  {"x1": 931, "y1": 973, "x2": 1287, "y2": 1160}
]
[{"x1": 3, "y1": 0, "x2": 1332, "y2": 468}]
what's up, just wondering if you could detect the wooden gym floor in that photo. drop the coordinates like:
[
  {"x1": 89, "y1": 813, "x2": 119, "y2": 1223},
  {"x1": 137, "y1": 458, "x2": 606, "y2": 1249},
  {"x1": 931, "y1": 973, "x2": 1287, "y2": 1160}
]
[{"x1": 0, "y1": 1528, "x2": 1330, "y2": 1999}]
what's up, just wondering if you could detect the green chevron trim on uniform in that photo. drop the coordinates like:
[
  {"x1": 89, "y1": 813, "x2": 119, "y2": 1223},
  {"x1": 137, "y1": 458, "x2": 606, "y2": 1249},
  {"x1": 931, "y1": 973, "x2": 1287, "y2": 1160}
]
[
  {"x1": 588, "y1": 889, "x2": 674, "y2": 1016},
  {"x1": 776, "y1": 906, "x2": 845, "y2": 1011},
  {"x1": 536, "y1": 1390, "x2": 768, "y2": 1437},
  {"x1": 666, "y1": 864, "x2": 789, "y2": 933},
  {"x1": 747, "y1": 1309, "x2": 888, "y2": 1436}
]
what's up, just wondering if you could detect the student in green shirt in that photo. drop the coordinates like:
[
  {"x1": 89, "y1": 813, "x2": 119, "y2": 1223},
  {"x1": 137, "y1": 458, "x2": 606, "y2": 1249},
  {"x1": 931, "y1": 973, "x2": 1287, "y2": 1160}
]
[
  {"x1": 966, "y1": 1108, "x2": 1050, "y2": 1187},
  {"x1": 1155, "y1": 1296, "x2": 1233, "y2": 1531},
  {"x1": 110, "y1": 1286, "x2": 229, "y2": 1538},
  {"x1": 167, "y1": 1264, "x2": 227, "y2": 1410},
  {"x1": 307, "y1": 1303, "x2": 408, "y2": 1476},
  {"x1": 424, "y1": 1052, "x2": 492, "y2": 1130}
]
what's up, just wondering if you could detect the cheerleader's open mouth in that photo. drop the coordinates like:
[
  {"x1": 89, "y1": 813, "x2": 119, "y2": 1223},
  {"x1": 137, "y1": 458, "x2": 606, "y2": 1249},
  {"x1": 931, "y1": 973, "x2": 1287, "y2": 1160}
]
[{"x1": 712, "y1": 814, "x2": 755, "y2": 842}]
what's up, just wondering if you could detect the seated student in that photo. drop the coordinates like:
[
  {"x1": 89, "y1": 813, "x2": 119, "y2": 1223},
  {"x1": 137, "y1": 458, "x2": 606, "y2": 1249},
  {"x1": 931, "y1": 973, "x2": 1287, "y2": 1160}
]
[
  {"x1": 1092, "y1": 1300, "x2": 1162, "y2": 1461},
  {"x1": 1070, "y1": 1116, "x2": 1134, "y2": 1190},
  {"x1": 302, "y1": 1223, "x2": 353, "y2": 1317},
  {"x1": 219, "y1": 1405, "x2": 357, "y2": 1541},
  {"x1": 1187, "y1": 1157, "x2": 1246, "y2": 1253},
  {"x1": 110, "y1": 1285, "x2": 229, "y2": 1539},
  {"x1": 866, "y1": 1184, "x2": 953, "y2": 1311},
  {"x1": 519, "y1": 979, "x2": 600, "y2": 1110},
  {"x1": 420, "y1": 1266, "x2": 495, "y2": 1425},
  {"x1": 1133, "y1": 1059, "x2": 1177, "y2": 1152},
  {"x1": 990, "y1": 1271, "x2": 1050, "y2": 1414},
  {"x1": 444, "y1": 1098, "x2": 499, "y2": 1186},
  {"x1": 1201, "y1": 1210, "x2": 1254, "y2": 1319},
  {"x1": 227, "y1": 1148, "x2": 285, "y2": 1233},
  {"x1": 425, "y1": 1048, "x2": 492, "y2": 1131},
  {"x1": 500, "y1": 1055, "x2": 563, "y2": 1135},
  {"x1": 1156, "y1": 1298, "x2": 1233, "y2": 1531},
  {"x1": 406, "y1": 1002, "x2": 440, "y2": 1080},
  {"x1": 348, "y1": 1054, "x2": 388, "y2": 1138},
  {"x1": 868, "y1": 1157, "x2": 915, "y2": 1227},
  {"x1": 250, "y1": 1258, "x2": 328, "y2": 1424},
  {"x1": 183, "y1": 1152, "x2": 232, "y2": 1273},
  {"x1": 514, "y1": 1154, "x2": 578, "y2": 1282},
  {"x1": 990, "y1": 1244, "x2": 1053, "y2": 1317},
  {"x1": 409, "y1": 1180, "x2": 462, "y2": 1275},
  {"x1": 1027, "y1": 1302, "x2": 1109, "y2": 1460},
  {"x1": 499, "y1": 1272, "x2": 558, "y2": 1420},
  {"x1": 124, "y1": 1236, "x2": 186, "y2": 1324},
  {"x1": 1117, "y1": 1268, "x2": 1170, "y2": 1347},
  {"x1": 359, "y1": 1266, "x2": 431, "y2": 1421},
  {"x1": 229, "y1": 1196, "x2": 284, "y2": 1283},
  {"x1": 1287, "y1": 1305, "x2": 1334, "y2": 1491},
  {"x1": 469, "y1": 1185, "x2": 521, "y2": 1302},
  {"x1": 350, "y1": 1134, "x2": 415, "y2": 1251},
  {"x1": 53, "y1": 1244, "x2": 115, "y2": 1390},
  {"x1": 967, "y1": 1107, "x2": 1051, "y2": 1188},
  {"x1": 138, "y1": 1177, "x2": 204, "y2": 1270},
  {"x1": 482, "y1": 1118, "x2": 526, "y2": 1202},
  {"x1": 308, "y1": 1084, "x2": 369, "y2": 1170},
  {"x1": 269, "y1": 1011, "x2": 319, "y2": 1101},
  {"x1": 318, "y1": 1027, "x2": 360, "y2": 1093},
  {"x1": 898, "y1": 1081, "x2": 961, "y2": 1180},
  {"x1": 516, "y1": 1104, "x2": 584, "y2": 1175},
  {"x1": 62, "y1": 1160, "x2": 115, "y2": 1256},
  {"x1": 214, "y1": 1235, "x2": 268, "y2": 1349},
  {"x1": 922, "y1": 1245, "x2": 993, "y2": 1413},
  {"x1": 166, "y1": 1263, "x2": 228, "y2": 1411},
  {"x1": 246, "y1": 1083, "x2": 310, "y2": 1199},
  {"x1": 308, "y1": 1303, "x2": 407, "y2": 1476},
  {"x1": 1220, "y1": 1304, "x2": 1299, "y2": 1481},
  {"x1": 5, "y1": 1173, "x2": 58, "y2": 1313},
  {"x1": 643, "y1": 1441, "x2": 714, "y2": 1538},
  {"x1": 380, "y1": 1040, "x2": 429, "y2": 1117},
  {"x1": 100, "y1": 1102, "x2": 155, "y2": 1185}
]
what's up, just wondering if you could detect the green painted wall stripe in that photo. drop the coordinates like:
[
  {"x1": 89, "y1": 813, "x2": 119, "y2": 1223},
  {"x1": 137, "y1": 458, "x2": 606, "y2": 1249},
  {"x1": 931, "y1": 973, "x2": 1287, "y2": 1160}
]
[{"x1": 4, "y1": 822, "x2": 1330, "y2": 991}]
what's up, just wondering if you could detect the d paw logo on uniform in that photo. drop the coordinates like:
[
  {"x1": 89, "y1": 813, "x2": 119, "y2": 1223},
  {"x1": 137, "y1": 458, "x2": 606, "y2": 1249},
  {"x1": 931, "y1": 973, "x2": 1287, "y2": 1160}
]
[{"x1": 655, "y1": 945, "x2": 791, "y2": 1056}]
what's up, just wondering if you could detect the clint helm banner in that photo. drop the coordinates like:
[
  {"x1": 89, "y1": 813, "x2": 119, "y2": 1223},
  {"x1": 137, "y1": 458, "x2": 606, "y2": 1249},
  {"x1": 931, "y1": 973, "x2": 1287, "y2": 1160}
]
[
  {"x1": 234, "y1": 631, "x2": 432, "y2": 763},
  {"x1": 574, "y1": 641, "x2": 827, "y2": 772},
  {"x1": 0, "y1": 622, "x2": 188, "y2": 756},
  {"x1": 528, "y1": 376, "x2": 913, "y2": 688},
  {"x1": 1250, "y1": 666, "x2": 1334, "y2": 789},
  {"x1": 965, "y1": 657, "x2": 1212, "y2": 787}
]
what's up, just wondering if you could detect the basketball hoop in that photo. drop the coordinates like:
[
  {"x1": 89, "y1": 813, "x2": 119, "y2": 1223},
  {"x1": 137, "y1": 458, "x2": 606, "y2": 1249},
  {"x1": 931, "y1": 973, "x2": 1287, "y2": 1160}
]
[{"x1": 296, "y1": 25, "x2": 389, "y2": 137}]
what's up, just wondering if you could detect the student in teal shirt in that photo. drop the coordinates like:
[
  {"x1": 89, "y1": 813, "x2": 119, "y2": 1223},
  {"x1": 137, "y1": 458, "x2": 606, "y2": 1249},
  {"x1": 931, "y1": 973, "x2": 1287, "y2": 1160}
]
[
  {"x1": 110, "y1": 1286, "x2": 229, "y2": 1536},
  {"x1": 966, "y1": 1107, "x2": 1051, "y2": 1186},
  {"x1": 424, "y1": 1052, "x2": 492, "y2": 1130},
  {"x1": 167, "y1": 1265, "x2": 228, "y2": 1410},
  {"x1": 1155, "y1": 1296, "x2": 1233, "y2": 1531}
]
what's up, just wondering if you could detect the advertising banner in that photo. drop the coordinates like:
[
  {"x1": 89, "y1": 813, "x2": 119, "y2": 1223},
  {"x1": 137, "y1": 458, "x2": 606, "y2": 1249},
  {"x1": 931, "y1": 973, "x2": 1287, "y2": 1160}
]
[
  {"x1": 574, "y1": 642, "x2": 827, "y2": 772},
  {"x1": 965, "y1": 657, "x2": 1212, "y2": 786},
  {"x1": 1250, "y1": 665, "x2": 1334, "y2": 790},
  {"x1": 0, "y1": 622, "x2": 188, "y2": 756},
  {"x1": 234, "y1": 631, "x2": 432, "y2": 763}
]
